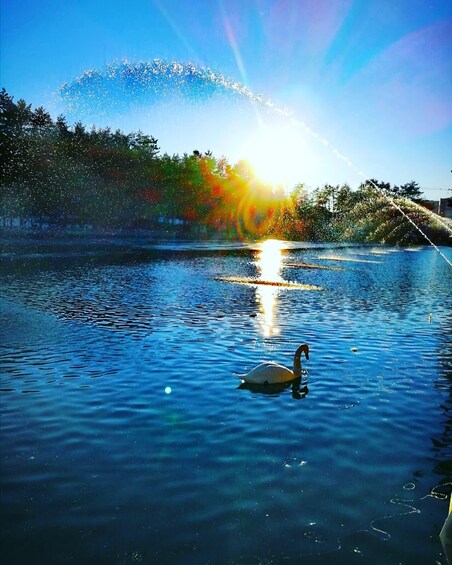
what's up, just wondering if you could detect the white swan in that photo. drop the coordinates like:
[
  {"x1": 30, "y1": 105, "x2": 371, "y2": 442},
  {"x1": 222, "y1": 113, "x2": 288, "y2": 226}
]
[{"x1": 239, "y1": 344, "x2": 309, "y2": 385}]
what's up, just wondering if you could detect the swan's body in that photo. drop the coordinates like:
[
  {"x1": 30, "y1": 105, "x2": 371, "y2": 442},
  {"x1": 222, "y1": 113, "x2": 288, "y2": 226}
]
[{"x1": 239, "y1": 344, "x2": 309, "y2": 385}]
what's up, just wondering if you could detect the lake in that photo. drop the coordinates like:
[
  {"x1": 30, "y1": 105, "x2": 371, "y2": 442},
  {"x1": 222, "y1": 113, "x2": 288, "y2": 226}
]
[{"x1": 1, "y1": 239, "x2": 451, "y2": 564}]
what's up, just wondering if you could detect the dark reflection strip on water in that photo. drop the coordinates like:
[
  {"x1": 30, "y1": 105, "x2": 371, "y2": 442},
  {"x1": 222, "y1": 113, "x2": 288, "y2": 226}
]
[
  {"x1": 317, "y1": 255, "x2": 382, "y2": 264},
  {"x1": 215, "y1": 276, "x2": 324, "y2": 290},
  {"x1": 284, "y1": 262, "x2": 344, "y2": 270}
]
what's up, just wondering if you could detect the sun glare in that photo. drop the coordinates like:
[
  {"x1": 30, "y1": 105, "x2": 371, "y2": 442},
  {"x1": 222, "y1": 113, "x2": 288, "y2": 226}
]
[
  {"x1": 258, "y1": 239, "x2": 284, "y2": 281},
  {"x1": 239, "y1": 122, "x2": 308, "y2": 187},
  {"x1": 256, "y1": 239, "x2": 284, "y2": 337}
]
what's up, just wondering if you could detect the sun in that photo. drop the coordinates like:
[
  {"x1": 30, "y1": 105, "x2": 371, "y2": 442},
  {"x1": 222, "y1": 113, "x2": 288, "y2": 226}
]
[{"x1": 238, "y1": 120, "x2": 308, "y2": 187}]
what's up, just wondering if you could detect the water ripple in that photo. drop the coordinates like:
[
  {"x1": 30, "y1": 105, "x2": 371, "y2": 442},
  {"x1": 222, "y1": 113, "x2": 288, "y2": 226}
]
[{"x1": 1, "y1": 242, "x2": 450, "y2": 564}]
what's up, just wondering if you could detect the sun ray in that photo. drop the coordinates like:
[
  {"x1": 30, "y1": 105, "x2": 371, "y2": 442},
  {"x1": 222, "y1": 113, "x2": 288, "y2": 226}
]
[
  {"x1": 218, "y1": 0, "x2": 249, "y2": 86},
  {"x1": 151, "y1": 0, "x2": 199, "y2": 61}
]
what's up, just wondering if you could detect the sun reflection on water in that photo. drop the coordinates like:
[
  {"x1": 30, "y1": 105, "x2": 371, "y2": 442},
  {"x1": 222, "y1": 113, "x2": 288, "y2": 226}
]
[{"x1": 256, "y1": 240, "x2": 284, "y2": 337}]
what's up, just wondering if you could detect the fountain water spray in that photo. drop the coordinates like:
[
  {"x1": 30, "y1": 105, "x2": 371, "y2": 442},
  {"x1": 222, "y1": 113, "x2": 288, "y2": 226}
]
[
  {"x1": 60, "y1": 59, "x2": 452, "y2": 267},
  {"x1": 59, "y1": 60, "x2": 266, "y2": 113},
  {"x1": 359, "y1": 184, "x2": 452, "y2": 267}
]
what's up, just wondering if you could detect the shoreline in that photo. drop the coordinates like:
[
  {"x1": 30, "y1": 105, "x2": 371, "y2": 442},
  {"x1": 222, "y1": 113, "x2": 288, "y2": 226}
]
[{"x1": 0, "y1": 228, "x2": 381, "y2": 257}]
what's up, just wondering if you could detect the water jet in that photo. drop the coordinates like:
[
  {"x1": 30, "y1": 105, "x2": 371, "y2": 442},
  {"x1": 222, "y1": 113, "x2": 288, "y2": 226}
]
[{"x1": 59, "y1": 59, "x2": 452, "y2": 266}]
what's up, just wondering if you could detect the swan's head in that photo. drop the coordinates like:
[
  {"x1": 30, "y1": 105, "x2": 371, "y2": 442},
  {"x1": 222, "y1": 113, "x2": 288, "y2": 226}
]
[{"x1": 301, "y1": 343, "x2": 309, "y2": 360}]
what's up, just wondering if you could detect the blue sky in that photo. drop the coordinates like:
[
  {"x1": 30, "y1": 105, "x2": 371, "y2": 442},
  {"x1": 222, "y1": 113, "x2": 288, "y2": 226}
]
[{"x1": 1, "y1": 0, "x2": 451, "y2": 198}]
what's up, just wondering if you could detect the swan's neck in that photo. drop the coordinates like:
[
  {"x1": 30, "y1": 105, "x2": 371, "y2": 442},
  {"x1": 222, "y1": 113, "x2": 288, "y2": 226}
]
[{"x1": 293, "y1": 344, "x2": 309, "y2": 378}]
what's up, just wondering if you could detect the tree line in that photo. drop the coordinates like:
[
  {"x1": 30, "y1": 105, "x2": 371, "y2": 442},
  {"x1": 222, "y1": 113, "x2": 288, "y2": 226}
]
[{"x1": 0, "y1": 88, "x2": 448, "y2": 245}]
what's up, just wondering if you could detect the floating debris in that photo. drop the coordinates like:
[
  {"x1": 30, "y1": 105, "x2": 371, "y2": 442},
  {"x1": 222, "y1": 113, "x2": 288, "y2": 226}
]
[
  {"x1": 285, "y1": 262, "x2": 344, "y2": 271},
  {"x1": 215, "y1": 276, "x2": 324, "y2": 290},
  {"x1": 351, "y1": 347, "x2": 359, "y2": 352}
]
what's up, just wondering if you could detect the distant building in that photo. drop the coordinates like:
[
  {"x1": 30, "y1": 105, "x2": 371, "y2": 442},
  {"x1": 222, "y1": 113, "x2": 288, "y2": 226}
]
[
  {"x1": 438, "y1": 198, "x2": 452, "y2": 218},
  {"x1": 417, "y1": 199, "x2": 438, "y2": 212}
]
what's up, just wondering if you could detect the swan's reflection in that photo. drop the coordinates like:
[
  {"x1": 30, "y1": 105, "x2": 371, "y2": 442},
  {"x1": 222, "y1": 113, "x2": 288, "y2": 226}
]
[
  {"x1": 238, "y1": 376, "x2": 309, "y2": 400},
  {"x1": 256, "y1": 240, "x2": 284, "y2": 337}
]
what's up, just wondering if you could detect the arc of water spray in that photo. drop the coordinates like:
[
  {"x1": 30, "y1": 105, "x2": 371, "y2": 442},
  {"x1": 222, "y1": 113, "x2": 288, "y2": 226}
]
[
  {"x1": 60, "y1": 60, "x2": 452, "y2": 267},
  {"x1": 252, "y1": 99, "x2": 452, "y2": 267},
  {"x1": 364, "y1": 184, "x2": 452, "y2": 267},
  {"x1": 181, "y1": 68, "x2": 452, "y2": 265}
]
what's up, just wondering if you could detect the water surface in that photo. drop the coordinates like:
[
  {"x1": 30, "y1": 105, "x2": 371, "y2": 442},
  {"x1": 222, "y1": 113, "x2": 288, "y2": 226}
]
[{"x1": 1, "y1": 240, "x2": 451, "y2": 564}]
